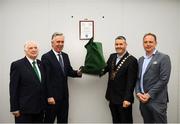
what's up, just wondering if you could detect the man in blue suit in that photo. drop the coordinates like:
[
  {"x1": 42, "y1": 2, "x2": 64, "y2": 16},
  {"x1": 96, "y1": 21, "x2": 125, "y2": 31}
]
[
  {"x1": 135, "y1": 33, "x2": 171, "y2": 123},
  {"x1": 42, "y1": 32, "x2": 82, "y2": 123},
  {"x1": 9, "y1": 41, "x2": 46, "y2": 123}
]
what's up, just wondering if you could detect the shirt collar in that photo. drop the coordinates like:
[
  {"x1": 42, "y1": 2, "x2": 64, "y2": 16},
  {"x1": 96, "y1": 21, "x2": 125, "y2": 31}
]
[
  {"x1": 144, "y1": 49, "x2": 157, "y2": 59},
  {"x1": 52, "y1": 49, "x2": 62, "y2": 56},
  {"x1": 26, "y1": 56, "x2": 37, "y2": 64},
  {"x1": 117, "y1": 51, "x2": 127, "y2": 59}
]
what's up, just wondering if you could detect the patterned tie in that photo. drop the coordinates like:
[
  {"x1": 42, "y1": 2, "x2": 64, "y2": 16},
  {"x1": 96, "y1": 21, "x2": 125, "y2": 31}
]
[
  {"x1": 58, "y1": 54, "x2": 65, "y2": 74},
  {"x1": 32, "y1": 61, "x2": 41, "y2": 81}
]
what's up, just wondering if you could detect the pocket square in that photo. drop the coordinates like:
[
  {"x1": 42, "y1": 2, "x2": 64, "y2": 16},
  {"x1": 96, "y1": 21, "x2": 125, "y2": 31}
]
[{"x1": 153, "y1": 61, "x2": 157, "y2": 64}]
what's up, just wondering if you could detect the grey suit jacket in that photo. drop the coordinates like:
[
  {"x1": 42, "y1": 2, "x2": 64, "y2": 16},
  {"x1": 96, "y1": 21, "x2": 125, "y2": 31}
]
[{"x1": 135, "y1": 51, "x2": 171, "y2": 103}]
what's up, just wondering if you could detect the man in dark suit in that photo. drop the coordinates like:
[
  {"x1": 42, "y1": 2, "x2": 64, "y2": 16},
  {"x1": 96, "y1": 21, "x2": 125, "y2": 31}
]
[
  {"x1": 9, "y1": 41, "x2": 46, "y2": 123},
  {"x1": 41, "y1": 32, "x2": 82, "y2": 123},
  {"x1": 135, "y1": 33, "x2": 171, "y2": 123},
  {"x1": 101, "y1": 36, "x2": 138, "y2": 123}
]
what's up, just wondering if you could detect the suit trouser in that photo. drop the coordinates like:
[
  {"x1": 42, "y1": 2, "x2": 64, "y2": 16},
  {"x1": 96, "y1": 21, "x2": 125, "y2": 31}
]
[
  {"x1": 140, "y1": 101, "x2": 167, "y2": 123},
  {"x1": 44, "y1": 99, "x2": 69, "y2": 123},
  {"x1": 15, "y1": 111, "x2": 44, "y2": 123},
  {"x1": 109, "y1": 102, "x2": 133, "y2": 123}
]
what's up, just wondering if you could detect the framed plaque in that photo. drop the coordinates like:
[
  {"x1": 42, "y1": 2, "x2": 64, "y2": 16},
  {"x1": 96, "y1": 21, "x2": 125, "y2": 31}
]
[{"x1": 79, "y1": 20, "x2": 94, "y2": 40}]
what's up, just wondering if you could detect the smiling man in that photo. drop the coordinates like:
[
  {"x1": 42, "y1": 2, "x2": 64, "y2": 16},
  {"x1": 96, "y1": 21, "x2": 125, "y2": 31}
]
[
  {"x1": 9, "y1": 41, "x2": 46, "y2": 123},
  {"x1": 100, "y1": 36, "x2": 138, "y2": 123},
  {"x1": 41, "y1": 32, "x2": 82, "y2": 123},
  {"x1": 135, "y1": 33, "x2": 171, "y2": 123}
]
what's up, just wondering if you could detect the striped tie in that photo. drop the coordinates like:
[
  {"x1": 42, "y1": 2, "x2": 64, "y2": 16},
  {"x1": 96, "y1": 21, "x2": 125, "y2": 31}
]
[
  {"x1": 32, "y1": 61, "x2": 41, "y2": 81},
  {"x1": 58, "y1": 54, "x2": 65, "y2": 74}
]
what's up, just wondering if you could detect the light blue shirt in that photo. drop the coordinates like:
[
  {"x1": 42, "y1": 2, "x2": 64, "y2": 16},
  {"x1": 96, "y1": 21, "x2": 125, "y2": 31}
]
[{"x1": 140, "y1": 49, "x2": 157, "y2": 93}]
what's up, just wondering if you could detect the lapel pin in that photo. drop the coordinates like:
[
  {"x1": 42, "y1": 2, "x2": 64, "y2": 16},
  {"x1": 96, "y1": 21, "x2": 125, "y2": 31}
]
[{"x1": 153, "y1": 61, "x2": 157, "y2": 64}]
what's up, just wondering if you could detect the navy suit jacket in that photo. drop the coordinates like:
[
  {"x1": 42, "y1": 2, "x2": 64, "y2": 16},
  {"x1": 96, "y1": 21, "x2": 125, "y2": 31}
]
[
  {"x1": 103, "y1": 52, "x2": 138, "y2": 104},
  {"x1": 41, "y1": 50, "x2": 80, "y2": 101},
  {"x1": 9, "y1": 57, "x2": 46, "y2": 113}
]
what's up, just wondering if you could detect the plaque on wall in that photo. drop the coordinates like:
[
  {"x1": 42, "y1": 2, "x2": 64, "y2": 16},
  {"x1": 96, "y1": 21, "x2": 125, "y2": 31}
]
[{"x1": 79, "y1": 20, "x2": 94, "y2": 40}]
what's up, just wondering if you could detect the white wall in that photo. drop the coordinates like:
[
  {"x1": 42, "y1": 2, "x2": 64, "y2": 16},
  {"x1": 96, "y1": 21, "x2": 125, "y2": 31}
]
[
  {"x1": 178, "y1": 1, "x2": 180, "y2": 122},
  {"x1": 0, "y1": 0, "x2": 179, "y2": 123}
]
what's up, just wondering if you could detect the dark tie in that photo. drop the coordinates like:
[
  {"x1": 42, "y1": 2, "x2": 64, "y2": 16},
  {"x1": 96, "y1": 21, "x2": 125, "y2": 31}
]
[
  {"x1": 32, "y1": 61, "x2": 41, "y2": 81},
  {"x1": 58, "y1": 54, "x2": 65, "y2": 74}
]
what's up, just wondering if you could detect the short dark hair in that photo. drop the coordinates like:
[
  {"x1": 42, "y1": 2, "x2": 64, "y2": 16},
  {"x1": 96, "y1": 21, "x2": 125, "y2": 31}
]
[
  {"x1": 143, "y1": 33, "x2": 157, "y2": 41},
  {"x1": 51, "y1": 32, "x2": 63, "y2": 40},
  {"x1": 115, "y1": 36, "x2": 126, "y2": 41}
]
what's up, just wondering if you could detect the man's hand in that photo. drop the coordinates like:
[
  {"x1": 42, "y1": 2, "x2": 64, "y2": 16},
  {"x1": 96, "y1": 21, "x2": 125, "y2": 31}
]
[
  {"x1": 99, "y1": 69, "x2": 105, "y2": 77},
  {"x1": 136, "y1": 93, "x2": 151, "y2": 103},
  {"x1": 123, "y1": 100, "x2": 131, "y2": 108},
  {"x1": 48, "y1": 97, "x2": 56, "y2": 105},
  {"x1": 77, "y1": 66, "x2": 83, "y2": 76},
  {"x1": 144, "y1": 93, "x2": 151, "y2": 102},
  {"x1": 77, "y1": 70, "x2": 82, "y2": 76},
  {"x1": 12, "y1": 111, "x2": 20, "y2": 117}
]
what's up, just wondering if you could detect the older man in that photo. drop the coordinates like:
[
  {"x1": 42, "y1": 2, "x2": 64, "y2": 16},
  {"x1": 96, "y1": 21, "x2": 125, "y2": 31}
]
[
  {"x1": 9, "y1": 41, "x2": 46, "y2": 123},
  {"x1": 42, "y1": 32, "x2": 82, "y2": 123}
]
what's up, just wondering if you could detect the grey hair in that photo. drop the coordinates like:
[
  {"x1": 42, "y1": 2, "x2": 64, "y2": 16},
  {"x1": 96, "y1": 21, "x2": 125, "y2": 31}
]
[
  {"x1": 24, "y1": 40, "x2": 39, "y2": 52},
  {"x1": 51, "y1": 32, "x2": 64, "y2": 40}
]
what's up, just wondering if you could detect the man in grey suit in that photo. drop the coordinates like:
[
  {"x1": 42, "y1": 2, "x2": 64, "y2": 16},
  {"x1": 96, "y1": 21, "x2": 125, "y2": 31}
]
[{"x1": 135, "y1": 33, "x2": 171, "y2": 123}]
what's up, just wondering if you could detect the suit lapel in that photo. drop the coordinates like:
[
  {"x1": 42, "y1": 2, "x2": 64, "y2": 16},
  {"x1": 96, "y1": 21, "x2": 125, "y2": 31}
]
[
  {"x1": 37, "y1": 60, "x2": 44, "y2": 83},
  {"x1": 138, "y1": 57, "x2": 144, "y2": 77},
  {"x1": 111, "y1": 54, "x2": 117, "y2": 69},
  {"x1": 144, "y1": 51, "x2": 159, "y2": 74},
  {"x1": 50, "y1": 50, "x2": 65, "y2": 76}
]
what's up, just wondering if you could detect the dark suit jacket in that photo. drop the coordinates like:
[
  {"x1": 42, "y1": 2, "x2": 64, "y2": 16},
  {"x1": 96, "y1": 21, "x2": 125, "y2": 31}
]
[
  {"x1": 103, "y1": 52, "x2": 138, "y2": 104},
  {"x1": 9, "y1": 57, "x2": 46, "y2": 114},
  {"x1": 41, "y1": 50, "x2": 80, "y2": 101}
]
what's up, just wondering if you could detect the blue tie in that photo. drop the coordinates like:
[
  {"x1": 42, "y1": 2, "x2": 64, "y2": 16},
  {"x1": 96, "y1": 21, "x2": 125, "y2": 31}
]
[{"x1": 58, "y1": 54, "x2": 65, "y2": 74}]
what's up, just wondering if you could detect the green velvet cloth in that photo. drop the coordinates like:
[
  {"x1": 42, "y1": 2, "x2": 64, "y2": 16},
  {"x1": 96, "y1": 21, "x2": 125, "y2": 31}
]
[{"x1": 82, "y1": 38, "x2": 106, "y2": 75}]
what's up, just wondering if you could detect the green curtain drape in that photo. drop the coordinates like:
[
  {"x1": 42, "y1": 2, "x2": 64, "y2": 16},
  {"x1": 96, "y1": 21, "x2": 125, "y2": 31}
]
[{"x1": 82, "y1": 37, "x2": 106, "y2": 75}]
